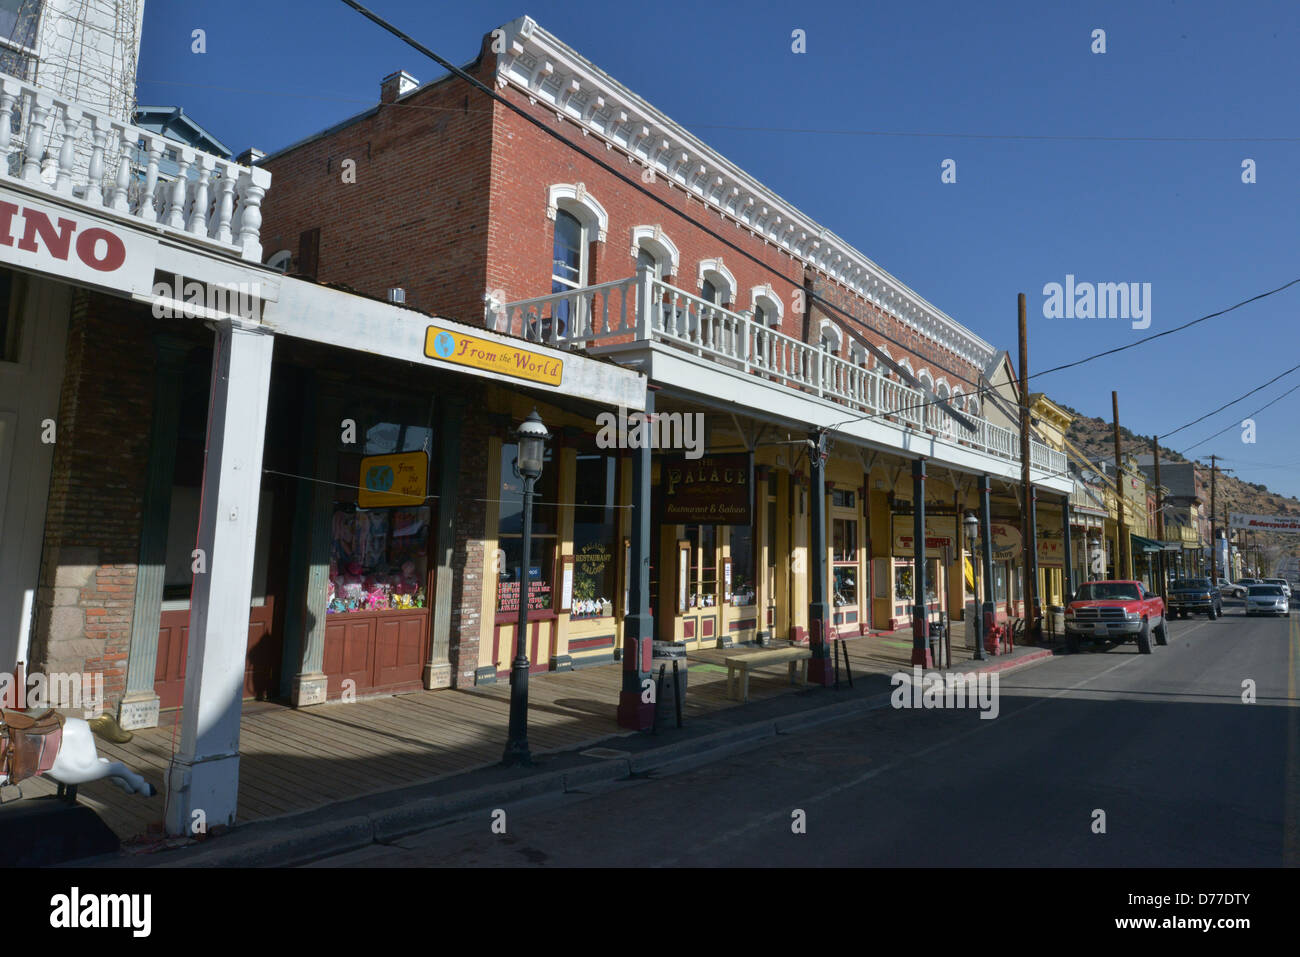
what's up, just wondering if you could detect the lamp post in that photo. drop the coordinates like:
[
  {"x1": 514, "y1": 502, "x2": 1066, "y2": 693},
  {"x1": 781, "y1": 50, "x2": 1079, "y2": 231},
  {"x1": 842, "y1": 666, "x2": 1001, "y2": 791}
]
[
  {"x1": 502, "y1": 409, "x2": 549, "y2": 768},
  {"x1": 964, "y1": 510, "x2": 984, "y2": 661}
]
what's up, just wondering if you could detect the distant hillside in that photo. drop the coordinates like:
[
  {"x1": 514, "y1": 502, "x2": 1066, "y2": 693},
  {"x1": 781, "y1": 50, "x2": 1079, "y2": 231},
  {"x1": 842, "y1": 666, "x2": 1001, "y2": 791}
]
[{"x1": 1059, "y1": 405, "x2": 1300, "y2": 571}]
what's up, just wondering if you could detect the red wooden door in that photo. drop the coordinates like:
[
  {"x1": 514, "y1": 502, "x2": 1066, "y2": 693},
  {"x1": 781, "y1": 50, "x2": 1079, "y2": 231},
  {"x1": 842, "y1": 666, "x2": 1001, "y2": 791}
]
[{"x1": 154, "y1": 601, "x2": 280, "y2": 711}]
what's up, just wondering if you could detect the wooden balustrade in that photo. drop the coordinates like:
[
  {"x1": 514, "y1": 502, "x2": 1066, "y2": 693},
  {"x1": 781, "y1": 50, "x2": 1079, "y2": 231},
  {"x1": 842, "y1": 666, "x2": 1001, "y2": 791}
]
[{"x1": 0, "y1": 73, "x2": 269, "y2": 262}]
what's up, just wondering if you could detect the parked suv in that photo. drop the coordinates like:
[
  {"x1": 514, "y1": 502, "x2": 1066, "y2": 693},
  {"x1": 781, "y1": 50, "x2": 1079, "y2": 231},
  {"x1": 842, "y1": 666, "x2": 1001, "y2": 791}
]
[{"x1": 1169, "y1": 577, "x2": 1223, "y2": 619}]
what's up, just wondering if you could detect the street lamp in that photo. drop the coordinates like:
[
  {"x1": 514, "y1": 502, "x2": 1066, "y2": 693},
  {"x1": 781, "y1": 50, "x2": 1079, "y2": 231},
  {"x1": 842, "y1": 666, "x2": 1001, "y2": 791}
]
[
  {"x1": 963, "y1": 511, "x2": 985, "y2": 661},
  {"x1": 503, "y1": 409, "x2": 550, "y2": 768}
]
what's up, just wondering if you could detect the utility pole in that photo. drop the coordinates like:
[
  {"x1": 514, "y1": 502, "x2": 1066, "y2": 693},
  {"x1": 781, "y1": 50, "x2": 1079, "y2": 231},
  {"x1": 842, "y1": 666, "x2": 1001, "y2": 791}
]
[
  {"x1": 1153, "y1": 435, "x2": 1166, "y2": 601},
  {"x1": 1209, "y1": 454, "x2": 1218, "y2": 583},
  {"x1": 1112, "y1": 391, "x2": 1128, "y2": 579},
  {"x1": 1018, "y1": 293, "x2": 1040, "y2": 640}
]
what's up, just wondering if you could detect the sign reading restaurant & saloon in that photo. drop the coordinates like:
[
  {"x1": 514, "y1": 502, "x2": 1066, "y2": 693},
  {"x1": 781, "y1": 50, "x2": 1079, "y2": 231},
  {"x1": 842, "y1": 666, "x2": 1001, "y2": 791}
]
[
  {"x1": 660, "y1": 453, "x2": 750, "y2": 524},
  {"x1": 424, "y1": 326, "x2": 563, "y2": 386}
]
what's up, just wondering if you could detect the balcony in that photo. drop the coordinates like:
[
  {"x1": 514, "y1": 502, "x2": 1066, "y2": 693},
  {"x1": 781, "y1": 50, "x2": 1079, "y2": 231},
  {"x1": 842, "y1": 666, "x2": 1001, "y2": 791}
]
[
  {"x1": 0, "y1": 72, "x2": 269, "y2": 262},
  {"x1": 495, "y1": 270, "x2": 1068, "y2": 476}
]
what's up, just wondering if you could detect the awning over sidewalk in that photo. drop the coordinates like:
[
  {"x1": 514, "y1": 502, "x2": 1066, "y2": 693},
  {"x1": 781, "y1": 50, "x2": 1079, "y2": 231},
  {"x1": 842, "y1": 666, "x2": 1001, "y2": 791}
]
[{"x1": 1130, "y1": 534, "x2": 1164, "y2": 554}]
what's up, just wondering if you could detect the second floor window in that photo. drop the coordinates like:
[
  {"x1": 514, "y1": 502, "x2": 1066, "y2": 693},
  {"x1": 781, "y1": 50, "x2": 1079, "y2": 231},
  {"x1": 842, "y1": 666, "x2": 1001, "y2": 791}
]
[
  {"x1": 552, "y1": 208, "x2": 586, "y2": 293},
  {"x1": 701, "y1": 277, "x2": 721, "y2": 306}
]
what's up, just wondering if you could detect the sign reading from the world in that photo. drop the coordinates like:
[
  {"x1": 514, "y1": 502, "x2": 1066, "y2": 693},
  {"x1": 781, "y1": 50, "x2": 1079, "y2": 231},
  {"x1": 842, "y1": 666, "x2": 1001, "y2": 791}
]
[
  {"x1": 357, "y1": 451, "x2": 428, "y2": 508},
  {"x1": 424, "y1": 326, "x2": 563, "y2": 386}
]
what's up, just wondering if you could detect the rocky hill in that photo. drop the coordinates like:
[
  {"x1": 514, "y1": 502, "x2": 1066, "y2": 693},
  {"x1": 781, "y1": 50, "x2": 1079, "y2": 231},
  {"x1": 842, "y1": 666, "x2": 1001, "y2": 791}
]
[{"x1": 1059, "y1": 404, "x2": 1300, "y2": 572}]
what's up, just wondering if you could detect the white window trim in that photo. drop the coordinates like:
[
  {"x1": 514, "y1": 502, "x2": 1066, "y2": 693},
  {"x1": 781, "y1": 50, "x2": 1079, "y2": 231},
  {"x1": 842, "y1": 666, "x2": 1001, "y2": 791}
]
[
  {"x1": 898, "y1": 357, "x2": 914, "y2": 378},
  {"x1": 917, "y1": 369, "x2": 934, "y2": 391},
  {"x1": 749, "y1": 283, "x2": 783, "y2": 326},
  {"x1": 697, "y1": 258, "x2": 736, "y2": 303},
  {"x1": 630, "y1": 225, "x2": 679, "y2": 276},
  {"x1": 850, "y1": 342, "x2": 868, "y2": 366},
  {"x1": 818, "y1": 319, "x2": 842, "y2": 353},
  {"x1": 547, "y1": 182, "x2": 608, "y2": 242}
]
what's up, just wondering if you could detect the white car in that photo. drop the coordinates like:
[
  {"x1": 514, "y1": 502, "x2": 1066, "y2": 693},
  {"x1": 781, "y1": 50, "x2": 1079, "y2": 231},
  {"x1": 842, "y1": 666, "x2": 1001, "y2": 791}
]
[
  {"x1": 1245, "y1": 584, "x2": 1289, "y2": 617},
  {"x1": 1263, "y1": 578, "x2": 1292, "y2": 602}
]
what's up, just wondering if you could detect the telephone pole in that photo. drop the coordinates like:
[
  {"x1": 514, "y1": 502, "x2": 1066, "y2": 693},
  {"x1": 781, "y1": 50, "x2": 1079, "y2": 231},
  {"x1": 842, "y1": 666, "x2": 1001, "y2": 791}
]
[
  {"x1": 1112, "y1": 392, "x2": 1128, "y2": 579},
  {"x1": 1153, "y1": 435, "x2": 1166, "y2": 600},
  {"x1": 1018, "y1": 294, "x2": 1040, "y2": 640},
  {"x1": 1209, "y1": 454, "x2": 1218, "y2": 583}
]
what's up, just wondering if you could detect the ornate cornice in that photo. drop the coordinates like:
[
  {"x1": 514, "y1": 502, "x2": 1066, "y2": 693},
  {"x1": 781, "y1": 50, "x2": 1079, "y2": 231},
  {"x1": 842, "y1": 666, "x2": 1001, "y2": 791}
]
[{"x1": 492, "y1": 16, "x2": 996, "y2": 370}]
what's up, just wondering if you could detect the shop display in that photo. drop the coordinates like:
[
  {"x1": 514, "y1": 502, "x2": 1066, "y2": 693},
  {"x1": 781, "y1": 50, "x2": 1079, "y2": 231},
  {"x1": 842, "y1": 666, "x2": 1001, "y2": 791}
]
[{"x1": 327, "y1": 505, "x2": 430, "y2": 614}]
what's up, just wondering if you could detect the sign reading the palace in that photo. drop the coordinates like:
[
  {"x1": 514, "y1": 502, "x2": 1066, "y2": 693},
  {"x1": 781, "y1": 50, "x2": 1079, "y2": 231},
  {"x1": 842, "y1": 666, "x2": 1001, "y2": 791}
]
[
  {"x1": 0, "y1": 187, "x2": 156, "y2": 296},
  {"x1": 357, "y1": 451, "x2": 428, "y2": 507},
  {"x1": 1229, "y1": 512, "x2": 1300, "y2": 533},
  {"x1": 424, "y1": 326, "x2": 563, "y2": 386},
  {"x1": 891, "y1": 515, "x2": 956, "y2": 558},
  {"x1": 660, "y1": 454, "x2": 750, "y2": 524}
]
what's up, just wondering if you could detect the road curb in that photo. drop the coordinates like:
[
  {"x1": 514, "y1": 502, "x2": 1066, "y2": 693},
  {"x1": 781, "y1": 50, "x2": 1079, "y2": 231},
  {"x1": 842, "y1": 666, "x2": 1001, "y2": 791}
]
[{"x1": 104, "y1": 647, "x2": 1058, "y2": 867}]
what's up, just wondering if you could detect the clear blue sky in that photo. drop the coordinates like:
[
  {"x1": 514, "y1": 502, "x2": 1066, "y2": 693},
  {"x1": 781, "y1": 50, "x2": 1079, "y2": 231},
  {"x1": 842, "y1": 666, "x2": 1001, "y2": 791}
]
[{"x1": 137, "y1": 0, "x2": 1300, "y2": 498}]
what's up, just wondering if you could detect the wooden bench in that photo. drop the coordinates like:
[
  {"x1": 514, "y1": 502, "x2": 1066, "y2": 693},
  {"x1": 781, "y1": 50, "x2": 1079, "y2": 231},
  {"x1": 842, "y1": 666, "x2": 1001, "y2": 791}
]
[{"x1": 724, "y1": 647, "x2": 812, "y2": 702}]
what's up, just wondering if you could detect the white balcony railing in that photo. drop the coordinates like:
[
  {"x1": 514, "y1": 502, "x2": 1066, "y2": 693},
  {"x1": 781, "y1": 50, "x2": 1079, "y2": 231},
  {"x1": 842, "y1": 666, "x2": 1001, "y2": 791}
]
[
  {"x1": 0, "y1": 73, "x2": 269, "y2": 262},
  {"x1": 496, "y1": 269, "x2": 1069, "y2": 474}
]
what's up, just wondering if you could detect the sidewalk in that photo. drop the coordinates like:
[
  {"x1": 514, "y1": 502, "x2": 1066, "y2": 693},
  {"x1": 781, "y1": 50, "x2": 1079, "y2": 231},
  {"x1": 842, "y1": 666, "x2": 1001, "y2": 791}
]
[{"x1": 58, "y1": 627, "x2": 1056, "y2": 866}]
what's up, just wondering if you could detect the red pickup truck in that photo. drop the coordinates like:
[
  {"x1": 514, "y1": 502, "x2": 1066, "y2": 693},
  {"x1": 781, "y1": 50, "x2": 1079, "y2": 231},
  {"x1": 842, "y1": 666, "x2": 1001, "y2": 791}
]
[{"x1": 1064, "y1": 580, "x2": 1168, "y2": 655}]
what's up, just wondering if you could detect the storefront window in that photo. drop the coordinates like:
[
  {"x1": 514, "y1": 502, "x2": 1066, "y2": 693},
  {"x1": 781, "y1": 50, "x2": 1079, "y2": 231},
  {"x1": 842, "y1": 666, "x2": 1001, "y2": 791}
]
[
  {"x1": 832, "y1": 519, "x2": 857, "y2": 563},
  {"x1": 572, "y1": 453, "x2": 618, "y2": 618},
  {"x1": 329, "y1": 401, "x2": 435, "y2": 614},
  {"x1": 497, "y1": 441, "x2": 558, "y2": 613},
  {"x1": 730, "y1": 525, "x2": 756, "y2": 605},
  {"x1": 687, "y1": 525, "x2": 717, "y2": 608},
  {"x1": 328, "y1": 506, "x2": 430, "y2": 612}
]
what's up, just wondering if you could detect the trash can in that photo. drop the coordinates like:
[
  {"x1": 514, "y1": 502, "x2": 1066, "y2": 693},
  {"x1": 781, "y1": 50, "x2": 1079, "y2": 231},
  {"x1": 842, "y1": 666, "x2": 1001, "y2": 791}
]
[{"x1": 651, "y1": 640, "x2": 687, "y2": 730}]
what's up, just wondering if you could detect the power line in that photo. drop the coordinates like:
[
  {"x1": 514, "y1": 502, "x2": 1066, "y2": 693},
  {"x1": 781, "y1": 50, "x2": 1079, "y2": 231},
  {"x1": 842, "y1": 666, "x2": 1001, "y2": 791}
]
[
  {"x1": 1158, "y1": 361, "x2": 1300, "y2": 440},
  {"x1": 1179, "y1": 380, "x2": 1300, "y2": 456},
  {"x1": 1034, "y1": 278, "x2": 1300, "y2": 379}
]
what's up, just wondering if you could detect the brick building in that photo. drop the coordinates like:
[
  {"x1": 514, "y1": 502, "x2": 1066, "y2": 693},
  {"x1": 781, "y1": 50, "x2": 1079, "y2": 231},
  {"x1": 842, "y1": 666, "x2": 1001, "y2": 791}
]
[{"x1": 258, "y1": 15, "x2": 1073, "y2": 705}]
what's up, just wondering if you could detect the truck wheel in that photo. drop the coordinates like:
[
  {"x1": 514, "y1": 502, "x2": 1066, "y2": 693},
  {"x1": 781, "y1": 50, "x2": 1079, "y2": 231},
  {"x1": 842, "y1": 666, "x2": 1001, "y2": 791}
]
[
  {"x1": 1137, "y1": 618, "x2": 1152, "y2": 654},
  {"x1": 1154, "y1": 618, "x2": 1169, "y2": 646}
]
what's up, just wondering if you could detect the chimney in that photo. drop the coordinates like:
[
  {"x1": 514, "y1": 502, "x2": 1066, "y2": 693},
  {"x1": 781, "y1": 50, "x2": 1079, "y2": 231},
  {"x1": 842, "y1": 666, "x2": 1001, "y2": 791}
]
[{"x1": 380, "y1": 70, "x2": 418, "y2": 104}]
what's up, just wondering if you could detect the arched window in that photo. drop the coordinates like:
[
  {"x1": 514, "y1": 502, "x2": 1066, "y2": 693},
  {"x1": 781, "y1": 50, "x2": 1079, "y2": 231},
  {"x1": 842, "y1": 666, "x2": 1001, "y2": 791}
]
[
  {"x1": 631, "y1": 225, "x2": 679, "y2": 281},
  {"x1": 749, "y1": 284, "x2": 784, "y2": 329},
  {"x1": 698, "y1": 258, "x2": 735, "y2": 307},
  {"x1": 547, "y1": 182, "x2": 608, "y2": 294},
  {"x1": 552, "y1": 208, "x2": 585, "y2": 294},
  {"x1": 818, "y1": 321, "x2": 842, "y2": 355}
]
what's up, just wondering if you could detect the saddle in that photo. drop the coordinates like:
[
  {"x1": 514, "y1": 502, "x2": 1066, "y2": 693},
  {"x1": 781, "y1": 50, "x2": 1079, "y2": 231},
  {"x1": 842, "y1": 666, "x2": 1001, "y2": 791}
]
[{"x1": 0, "y1": 709, "x2": 65, "y2": 785}]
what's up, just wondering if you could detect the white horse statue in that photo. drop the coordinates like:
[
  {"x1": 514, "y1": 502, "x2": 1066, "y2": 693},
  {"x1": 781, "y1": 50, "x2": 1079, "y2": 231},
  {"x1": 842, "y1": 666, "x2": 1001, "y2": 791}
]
[{"x1": 0, "y1": 711, "x2": 155, "y2": 801}]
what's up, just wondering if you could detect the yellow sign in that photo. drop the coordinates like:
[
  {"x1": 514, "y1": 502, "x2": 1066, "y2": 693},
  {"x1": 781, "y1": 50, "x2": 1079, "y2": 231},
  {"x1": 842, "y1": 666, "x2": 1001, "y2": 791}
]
[
  {"x1": 424, "y1": 326, "x2": 563, "y2": 386},
  {"x1": 358, "y1": 451, "x2": 428, "y2": 507}
]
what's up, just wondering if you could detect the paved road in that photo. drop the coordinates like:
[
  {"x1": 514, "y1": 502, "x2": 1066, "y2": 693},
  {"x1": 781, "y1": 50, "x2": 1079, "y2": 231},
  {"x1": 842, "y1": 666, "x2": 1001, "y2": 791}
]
[{"x1": 307, "y1": 602, "x2": 1300, "y2": 867}]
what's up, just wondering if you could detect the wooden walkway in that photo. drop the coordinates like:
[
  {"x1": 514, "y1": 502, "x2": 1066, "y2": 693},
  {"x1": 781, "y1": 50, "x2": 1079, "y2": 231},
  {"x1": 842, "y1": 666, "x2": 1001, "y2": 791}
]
[{"x1": 18, "y1": 626, "x2": 994, "y2": 845}]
